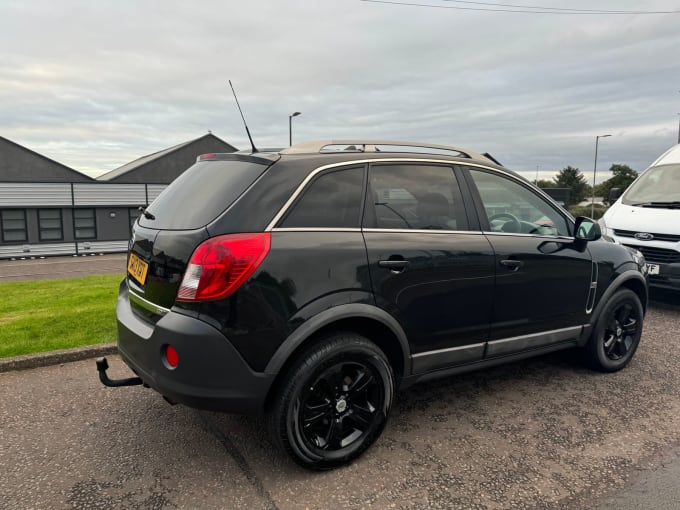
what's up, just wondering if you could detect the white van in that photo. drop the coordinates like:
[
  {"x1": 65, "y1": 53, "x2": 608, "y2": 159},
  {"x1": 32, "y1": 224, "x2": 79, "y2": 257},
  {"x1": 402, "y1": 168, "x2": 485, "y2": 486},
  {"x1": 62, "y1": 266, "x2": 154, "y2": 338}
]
[{"x1": 599, "y1": 143, "x2": 680, "y2": 291}]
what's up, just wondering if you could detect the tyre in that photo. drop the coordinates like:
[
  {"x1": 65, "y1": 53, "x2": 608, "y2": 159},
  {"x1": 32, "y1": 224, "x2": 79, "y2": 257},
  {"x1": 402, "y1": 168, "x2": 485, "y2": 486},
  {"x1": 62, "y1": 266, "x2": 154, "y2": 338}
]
[
  {"x1": 584, "y1": 289, "x2": 644, "y2": 372},
  {"x1": 267, "y1": 332, "x2": 394, "y2": 470}
]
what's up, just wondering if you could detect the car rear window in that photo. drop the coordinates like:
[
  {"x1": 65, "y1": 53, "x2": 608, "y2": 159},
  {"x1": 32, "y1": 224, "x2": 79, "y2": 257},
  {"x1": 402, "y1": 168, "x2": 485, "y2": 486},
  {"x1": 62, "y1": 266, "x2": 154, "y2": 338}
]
[{"x1": 140, "y1": 160, "x2": 269, "y2": 230}]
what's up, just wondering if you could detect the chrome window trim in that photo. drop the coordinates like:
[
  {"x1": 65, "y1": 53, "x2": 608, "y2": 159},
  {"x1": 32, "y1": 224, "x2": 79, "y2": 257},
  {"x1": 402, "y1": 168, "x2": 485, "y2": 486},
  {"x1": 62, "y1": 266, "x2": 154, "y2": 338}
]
[
  {"x1": 363, "y1": 228, "x2": 483, "y2": 235},
  {"x1": 129, "y1": 288, "x2": 170, "y2": 316},
  {"x1": 270, "y1": 227, "x2": 574, "y2": 240},
  {"x1": 264, "y1": 158, "x2": 512, "y2": 232},
  {"x1": 271, "y1": 227, "x2": 362, "y2": 233},
  {"x1": 271, "y1": 227, "x2": 485, "y2": 235},
  {"x1": 482, "y1": 231, "x2": 575, "y2": 241}
]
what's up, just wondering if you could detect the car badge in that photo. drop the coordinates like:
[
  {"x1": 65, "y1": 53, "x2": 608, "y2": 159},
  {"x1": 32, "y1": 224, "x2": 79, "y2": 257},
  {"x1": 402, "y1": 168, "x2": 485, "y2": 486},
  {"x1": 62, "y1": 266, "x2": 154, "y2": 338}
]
[{"x1": 634, "y1": 232, "x2": 654, "y2": 241}]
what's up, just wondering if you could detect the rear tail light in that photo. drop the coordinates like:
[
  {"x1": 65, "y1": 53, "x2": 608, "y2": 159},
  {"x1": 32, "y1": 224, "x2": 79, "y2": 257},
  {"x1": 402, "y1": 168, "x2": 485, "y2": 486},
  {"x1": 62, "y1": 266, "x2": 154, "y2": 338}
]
[{"x1": 176, "y1": 233, "x2": 271, "y2": 302}]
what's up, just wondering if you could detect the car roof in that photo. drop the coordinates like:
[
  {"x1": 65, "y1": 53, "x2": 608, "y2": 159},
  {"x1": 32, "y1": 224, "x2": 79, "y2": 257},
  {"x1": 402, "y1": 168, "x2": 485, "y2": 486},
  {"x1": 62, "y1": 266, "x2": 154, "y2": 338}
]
[{"x1": 649, "y1": 143, "x2": 680, "y2": 168}]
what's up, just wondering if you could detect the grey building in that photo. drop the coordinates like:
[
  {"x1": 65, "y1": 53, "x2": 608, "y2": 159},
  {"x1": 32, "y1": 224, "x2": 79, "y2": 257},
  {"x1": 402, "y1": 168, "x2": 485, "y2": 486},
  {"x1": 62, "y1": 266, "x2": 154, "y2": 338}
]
[
  {"x1": 0, "y1": 134, "x2": 237, "y2": 258},
  {"x1": 97, "y1": 133, "x2": 236, "y2": 183},
  {"x1": 0, "y1": 136, "x2": 93, "y2": 183}
]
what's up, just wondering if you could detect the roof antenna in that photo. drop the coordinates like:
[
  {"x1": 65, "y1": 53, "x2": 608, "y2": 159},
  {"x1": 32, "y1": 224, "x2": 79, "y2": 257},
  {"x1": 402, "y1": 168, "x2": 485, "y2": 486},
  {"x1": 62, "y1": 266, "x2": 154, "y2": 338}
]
[{"x1": 228, "y1": 80, "x2": 258, "y2": 153}]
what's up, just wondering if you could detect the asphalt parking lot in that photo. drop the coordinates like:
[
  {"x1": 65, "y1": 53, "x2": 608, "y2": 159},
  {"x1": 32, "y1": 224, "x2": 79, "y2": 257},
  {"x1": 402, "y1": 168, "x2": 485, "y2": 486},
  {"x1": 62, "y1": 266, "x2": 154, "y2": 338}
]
[{"x1": 1, "y1": 287, "x2": 679, "y2": 509}]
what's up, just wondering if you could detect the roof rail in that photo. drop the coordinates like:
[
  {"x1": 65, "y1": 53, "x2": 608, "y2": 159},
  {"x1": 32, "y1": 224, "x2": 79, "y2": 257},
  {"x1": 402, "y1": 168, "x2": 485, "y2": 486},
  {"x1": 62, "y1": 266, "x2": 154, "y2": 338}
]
[{"x1": 281, "y1": 140, "x2": 496, "y2": 163}]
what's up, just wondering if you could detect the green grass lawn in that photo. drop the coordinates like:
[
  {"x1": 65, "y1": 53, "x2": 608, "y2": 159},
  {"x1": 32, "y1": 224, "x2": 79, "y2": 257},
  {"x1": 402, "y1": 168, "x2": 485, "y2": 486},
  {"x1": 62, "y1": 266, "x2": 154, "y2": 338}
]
[{"x1": 0, "y1": 274, "x2": 124, "y2": 358}]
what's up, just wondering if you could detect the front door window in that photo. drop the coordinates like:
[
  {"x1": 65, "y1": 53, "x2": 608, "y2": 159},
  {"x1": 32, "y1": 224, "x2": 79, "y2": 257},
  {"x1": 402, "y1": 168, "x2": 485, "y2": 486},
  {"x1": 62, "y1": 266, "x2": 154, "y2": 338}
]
[{"x1": 469, "y1": 170, "x2": 569, "y2": 237}]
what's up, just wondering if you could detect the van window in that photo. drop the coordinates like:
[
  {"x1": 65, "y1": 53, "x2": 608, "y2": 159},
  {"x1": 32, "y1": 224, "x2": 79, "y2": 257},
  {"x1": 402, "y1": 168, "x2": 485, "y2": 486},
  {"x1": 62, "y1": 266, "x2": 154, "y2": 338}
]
[{"x1": 622, "y1": 164, "x2": 680, "y2": 205}]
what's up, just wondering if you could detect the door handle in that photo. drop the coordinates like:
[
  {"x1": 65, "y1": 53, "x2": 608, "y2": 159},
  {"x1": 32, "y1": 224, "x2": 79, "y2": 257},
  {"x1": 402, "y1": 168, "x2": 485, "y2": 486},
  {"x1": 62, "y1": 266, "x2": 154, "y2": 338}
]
[
  {"x1": 378, "y1": 259, "x2": 410, "y2": 273},
  {"x1": 499, "y1": 259, "x2": 524, "y2": 271}
]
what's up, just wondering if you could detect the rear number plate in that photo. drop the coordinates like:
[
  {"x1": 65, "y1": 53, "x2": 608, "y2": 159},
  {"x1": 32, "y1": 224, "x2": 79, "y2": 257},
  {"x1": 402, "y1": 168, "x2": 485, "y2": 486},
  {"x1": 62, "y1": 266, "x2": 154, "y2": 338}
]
[
  {"x1": 646, "y1": 263, "x2": 660, "y2": 275},
  {"x1": 128, "y1": 253, "x2": 149, "y2": 285}
]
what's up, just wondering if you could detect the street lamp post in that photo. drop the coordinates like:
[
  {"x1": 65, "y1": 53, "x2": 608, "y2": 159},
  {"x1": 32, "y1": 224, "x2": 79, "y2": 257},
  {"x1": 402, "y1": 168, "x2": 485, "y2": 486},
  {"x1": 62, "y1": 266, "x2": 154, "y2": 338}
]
[
  {"x1": 592, "y1": 134, "x2": 611, "y2": 217},
  {"x1": 289, "y1": 111, "x2": 301, "y2": 146},
  {"x1": 535, "y1": 165, "x2": 539, "y2": 186}
]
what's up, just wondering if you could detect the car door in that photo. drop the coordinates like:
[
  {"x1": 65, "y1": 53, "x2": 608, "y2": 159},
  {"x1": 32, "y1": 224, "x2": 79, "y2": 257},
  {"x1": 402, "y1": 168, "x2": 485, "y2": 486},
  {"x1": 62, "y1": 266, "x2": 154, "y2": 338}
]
[
  {"x1": 462, "y1": 166, "x2": 594, "y2": 357},
  {"x1": 362, "y1": 162, "x2": 496, "y2": 374}
]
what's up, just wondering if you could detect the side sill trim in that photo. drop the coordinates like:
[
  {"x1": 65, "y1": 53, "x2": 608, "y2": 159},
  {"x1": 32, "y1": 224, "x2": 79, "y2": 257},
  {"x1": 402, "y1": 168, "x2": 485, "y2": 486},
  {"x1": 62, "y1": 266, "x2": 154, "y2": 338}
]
[
  {"x1": 402, "y1": 341, "x2": 577, "y2": 388},
  {"x1": 486, "y1": 326, "x2": 583, "y2": 357},
  {"x1": 412, "y1": 343, "x2": 485, "y2": 374}
]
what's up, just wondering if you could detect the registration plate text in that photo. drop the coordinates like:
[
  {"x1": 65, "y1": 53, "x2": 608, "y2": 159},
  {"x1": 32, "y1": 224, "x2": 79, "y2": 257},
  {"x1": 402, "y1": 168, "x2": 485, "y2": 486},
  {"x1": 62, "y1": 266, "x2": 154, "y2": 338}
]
[
  {"x1": 646, "y1": 263, "x2": 660, "y2": 275},
  {"x1": 128, "y1": 253, "x2": 149, "y2": 285}
]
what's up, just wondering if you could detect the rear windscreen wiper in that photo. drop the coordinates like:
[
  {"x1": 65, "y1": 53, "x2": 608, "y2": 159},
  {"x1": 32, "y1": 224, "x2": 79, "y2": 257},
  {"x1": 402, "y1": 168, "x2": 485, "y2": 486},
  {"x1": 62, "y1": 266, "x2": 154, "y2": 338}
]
[
  {"x1": 138, "y1": 206, "x2": 156, "y2": 220},
  {"x1": 630, "y1": 201, "x2": 680, "y2": 209}
]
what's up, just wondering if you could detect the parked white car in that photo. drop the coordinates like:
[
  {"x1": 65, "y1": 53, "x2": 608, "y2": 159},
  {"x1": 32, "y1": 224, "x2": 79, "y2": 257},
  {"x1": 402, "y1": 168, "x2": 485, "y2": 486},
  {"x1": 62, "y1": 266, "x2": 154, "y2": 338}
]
[{"x1": 599, "y1": 144, "x2": 680, "y2": 290}]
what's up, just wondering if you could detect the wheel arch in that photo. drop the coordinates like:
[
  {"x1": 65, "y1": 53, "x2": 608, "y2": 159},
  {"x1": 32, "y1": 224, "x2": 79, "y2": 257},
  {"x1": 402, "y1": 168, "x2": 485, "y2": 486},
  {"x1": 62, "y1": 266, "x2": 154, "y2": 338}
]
[
  {"x1": 263, "y1": 304, "x2": 411, "y2": 407},
  {"x1": 591, "y1": 270, "x2": 648, "y2": 329}
]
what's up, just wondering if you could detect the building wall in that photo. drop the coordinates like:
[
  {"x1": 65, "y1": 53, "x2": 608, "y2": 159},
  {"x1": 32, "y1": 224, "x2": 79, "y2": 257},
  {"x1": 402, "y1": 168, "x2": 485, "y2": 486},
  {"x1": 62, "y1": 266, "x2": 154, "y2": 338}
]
[
  {"x1": 0, "y1": 182, "x2": 165, "y2": 258},
  {"x1": 0, "y1": 134, "x2": 235, "y2": 258}
]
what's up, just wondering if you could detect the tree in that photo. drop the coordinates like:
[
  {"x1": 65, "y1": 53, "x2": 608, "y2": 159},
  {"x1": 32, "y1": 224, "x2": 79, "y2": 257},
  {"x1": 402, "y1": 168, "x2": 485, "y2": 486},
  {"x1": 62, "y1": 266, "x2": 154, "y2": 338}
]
[
  {"x1": 594, "y1": 164, "x2": 639, "y2": 204},
  {"x1": 536, "y1": 179, "x2": 556, "y2": 188},
  {"x1": 553, "y1": 166, "x2": 590, "y2": 205}
]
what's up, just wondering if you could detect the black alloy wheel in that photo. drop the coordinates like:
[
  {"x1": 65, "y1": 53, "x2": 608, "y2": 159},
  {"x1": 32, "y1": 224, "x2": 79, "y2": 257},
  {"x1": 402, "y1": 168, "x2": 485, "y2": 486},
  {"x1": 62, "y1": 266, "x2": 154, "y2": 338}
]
[
  {"x1": 298, "y1": 361, "x2": 383, "y2": 451},
  {"x1": 268, "y1": 333, "x2": 394, "y2": 470},
  {"x1": 602, "y1": 302, "x2": 639, "y2": 361},
  {"x1": 585, "y1": 289, "x2": 644, "y2": 372}
]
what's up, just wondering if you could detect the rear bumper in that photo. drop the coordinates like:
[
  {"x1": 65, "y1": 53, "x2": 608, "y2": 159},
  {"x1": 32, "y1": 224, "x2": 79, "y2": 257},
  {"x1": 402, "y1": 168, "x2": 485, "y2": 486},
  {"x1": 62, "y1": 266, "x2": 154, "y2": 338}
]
[{"x1": 116, "y1": 282, "x2": 274, "y2": 414}]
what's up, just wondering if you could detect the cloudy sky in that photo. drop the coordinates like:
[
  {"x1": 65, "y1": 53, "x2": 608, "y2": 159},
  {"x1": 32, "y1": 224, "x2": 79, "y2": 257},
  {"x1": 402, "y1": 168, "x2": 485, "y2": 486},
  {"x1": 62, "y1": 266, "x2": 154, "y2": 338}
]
[{"x1": 1, "y1": 0, "x2": 679, "y2": 181}]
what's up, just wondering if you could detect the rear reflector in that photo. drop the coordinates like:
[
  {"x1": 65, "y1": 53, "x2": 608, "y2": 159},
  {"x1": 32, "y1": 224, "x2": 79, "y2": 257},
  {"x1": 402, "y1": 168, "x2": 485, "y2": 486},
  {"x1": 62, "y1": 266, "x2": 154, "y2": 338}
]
[
  {"x1": 176, "y1": 233, "x2": 271, "y2": 301},
  {"x1": 164, "y1": 345, "x2": 179, "y2": 369}
]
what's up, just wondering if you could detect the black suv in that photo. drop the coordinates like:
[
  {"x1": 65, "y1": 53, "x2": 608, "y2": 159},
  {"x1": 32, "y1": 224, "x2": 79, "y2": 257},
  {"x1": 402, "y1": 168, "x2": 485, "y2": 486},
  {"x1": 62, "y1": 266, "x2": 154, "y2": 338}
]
[{"x1": 99, "y1": 140, "x2": 648, "y2": 470}]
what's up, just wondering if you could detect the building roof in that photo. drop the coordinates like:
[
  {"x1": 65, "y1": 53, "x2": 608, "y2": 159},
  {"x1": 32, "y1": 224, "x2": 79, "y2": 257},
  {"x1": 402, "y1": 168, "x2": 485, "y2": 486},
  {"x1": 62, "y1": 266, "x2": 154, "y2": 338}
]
[
  {"x1": 97, "y1": 133, "x2": 237, "y2": 182},
  {"x1": 0, "y1": 136, "x2": 93, "y2": 182}
]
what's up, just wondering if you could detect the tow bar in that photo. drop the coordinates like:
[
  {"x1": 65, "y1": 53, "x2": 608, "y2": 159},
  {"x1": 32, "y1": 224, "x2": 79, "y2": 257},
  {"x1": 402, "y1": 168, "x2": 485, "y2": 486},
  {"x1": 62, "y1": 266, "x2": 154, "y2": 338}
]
[{"x1": 96, "y1": 357, "x2": 144, "y2": 387}]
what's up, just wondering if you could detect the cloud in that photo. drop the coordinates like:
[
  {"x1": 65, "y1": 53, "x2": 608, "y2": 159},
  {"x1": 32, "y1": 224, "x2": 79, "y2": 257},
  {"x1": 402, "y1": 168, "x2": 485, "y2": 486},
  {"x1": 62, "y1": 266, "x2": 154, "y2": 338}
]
[{"x1": 1, "y1": 0, "x2": 679, "y2": 179}]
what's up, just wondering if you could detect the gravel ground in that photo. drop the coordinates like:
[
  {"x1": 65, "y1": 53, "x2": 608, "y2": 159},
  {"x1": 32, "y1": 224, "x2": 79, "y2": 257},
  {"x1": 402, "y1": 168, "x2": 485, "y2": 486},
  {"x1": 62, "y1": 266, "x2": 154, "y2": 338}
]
[{"x1": 1, "y1": 292, "x2": 679, "y2": 510}]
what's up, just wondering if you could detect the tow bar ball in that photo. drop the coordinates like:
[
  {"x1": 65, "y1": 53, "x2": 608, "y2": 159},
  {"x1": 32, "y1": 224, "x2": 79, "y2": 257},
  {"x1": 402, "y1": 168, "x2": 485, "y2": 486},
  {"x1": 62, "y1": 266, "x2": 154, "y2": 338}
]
[{"x1": 95, "y1": 357, "x2": 143, "y2": 387}]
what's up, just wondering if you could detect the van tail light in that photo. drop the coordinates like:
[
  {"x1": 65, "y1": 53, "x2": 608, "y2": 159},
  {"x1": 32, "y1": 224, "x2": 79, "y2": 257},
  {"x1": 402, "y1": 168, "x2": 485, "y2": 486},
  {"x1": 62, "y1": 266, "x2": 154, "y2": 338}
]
[{"x1": 176, "y1": 233, "x2": 270, "y2": 302}]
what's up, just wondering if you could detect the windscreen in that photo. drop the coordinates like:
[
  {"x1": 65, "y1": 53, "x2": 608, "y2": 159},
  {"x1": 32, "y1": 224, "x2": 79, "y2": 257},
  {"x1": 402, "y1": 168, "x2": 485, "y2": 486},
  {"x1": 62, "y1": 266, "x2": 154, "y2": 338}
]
[
  {"x1": 622, "y1": 164, "x2": 680, "y2": 205},
  {"x1": 139, "y1": 160, "x2": 268, "y2": 230}
]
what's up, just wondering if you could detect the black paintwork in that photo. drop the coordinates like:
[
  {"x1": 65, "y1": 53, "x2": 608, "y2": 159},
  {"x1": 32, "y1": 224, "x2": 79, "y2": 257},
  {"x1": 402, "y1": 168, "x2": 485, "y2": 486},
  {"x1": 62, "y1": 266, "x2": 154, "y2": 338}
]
[{"x1": 116, "y1": 149, "x2": 648, "y2": 414}]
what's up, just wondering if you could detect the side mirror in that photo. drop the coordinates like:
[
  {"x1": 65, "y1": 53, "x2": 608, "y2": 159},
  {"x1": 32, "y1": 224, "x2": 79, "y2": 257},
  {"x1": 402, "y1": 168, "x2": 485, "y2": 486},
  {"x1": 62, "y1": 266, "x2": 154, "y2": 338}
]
[
  {"x1": 574, "y1": 216, "x2": 602, "y2": 242},
  {"x1": 608, "y1": 187, "x2": 622, "y2": 203}
]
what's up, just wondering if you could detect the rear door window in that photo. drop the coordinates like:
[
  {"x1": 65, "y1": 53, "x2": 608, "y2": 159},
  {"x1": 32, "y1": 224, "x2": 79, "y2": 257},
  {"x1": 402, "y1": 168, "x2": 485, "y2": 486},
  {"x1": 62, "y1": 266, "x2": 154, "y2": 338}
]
[
  {"x1": 279, "y1": 166, "x2": 365, "y2": 228},
  {"x1": 365, "y1": 164, "x2": 469, "y2": 231},
  {"x1": 141, "y1": 160, "x2": 270, "y2": 230}
]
